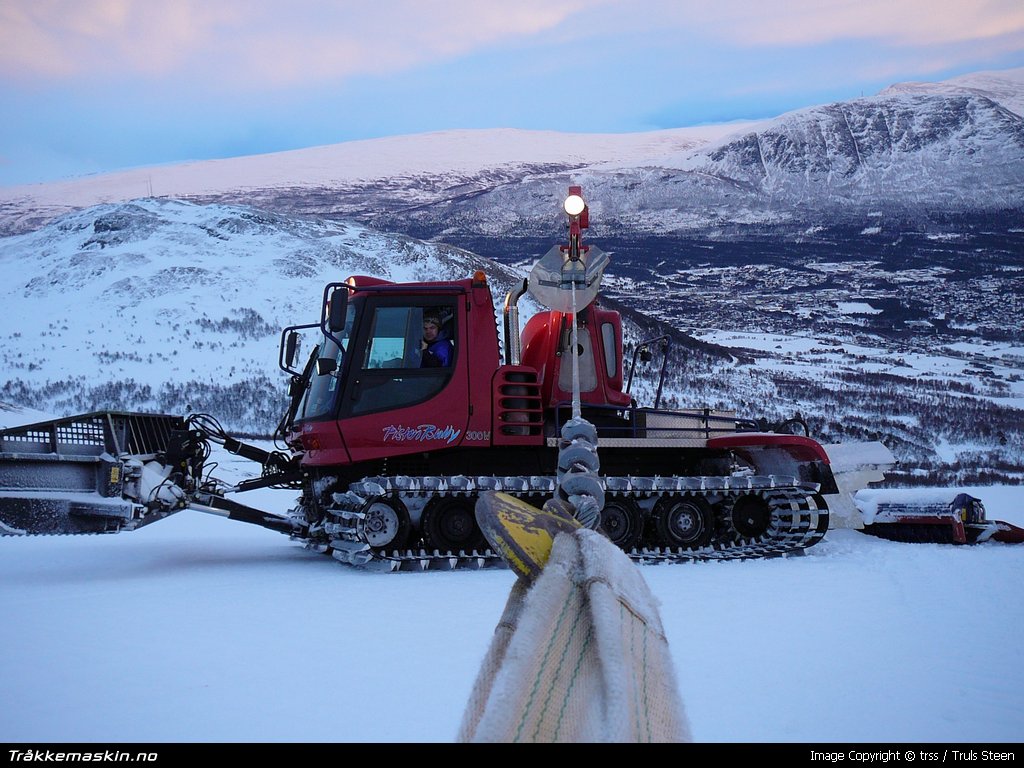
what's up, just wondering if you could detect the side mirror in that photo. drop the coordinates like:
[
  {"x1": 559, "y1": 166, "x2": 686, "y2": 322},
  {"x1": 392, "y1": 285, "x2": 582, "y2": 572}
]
[
  {"x1": 316, "y1": 357, "x2": 337, "y2": 376},
  {"x1": 639, "y1": 345, "x2": 652, "y2": 363},
  {"x1": 327, "y1": 289, "x2": 348, "y2": 333},
  {"x1": 284, "y1": 331, "x2": 299, "y2": 369}
]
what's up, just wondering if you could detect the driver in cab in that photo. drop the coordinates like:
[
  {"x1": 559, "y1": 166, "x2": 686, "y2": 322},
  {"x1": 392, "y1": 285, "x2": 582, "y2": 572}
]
[{"x1": 420, "y1": 314, "x2": 453, "y2": 367}]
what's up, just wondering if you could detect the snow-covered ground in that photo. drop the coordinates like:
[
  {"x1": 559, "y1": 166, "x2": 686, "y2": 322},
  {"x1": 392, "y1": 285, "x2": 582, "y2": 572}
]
[
  {"x1": 692, "y1": 329, "x2": 1024, "y2": 409},
  {"x1": 0, "y1": 428, "x2": 1021, "y2": 743}
]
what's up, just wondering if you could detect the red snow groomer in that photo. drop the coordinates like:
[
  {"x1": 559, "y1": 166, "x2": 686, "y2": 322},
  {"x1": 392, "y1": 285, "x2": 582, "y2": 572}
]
[
  {"x1": 857, "y1": 491, "x2": 1024, "y2": 545},
  {"x1": 0, "y1": 187, "x2": 918, "y2": 570}
]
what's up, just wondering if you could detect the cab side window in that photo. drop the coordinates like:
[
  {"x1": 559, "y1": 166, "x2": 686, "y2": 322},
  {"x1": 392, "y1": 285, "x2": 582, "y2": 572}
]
[{"x1": 364, "y1": 306, "x2": 419, "y2": 369}]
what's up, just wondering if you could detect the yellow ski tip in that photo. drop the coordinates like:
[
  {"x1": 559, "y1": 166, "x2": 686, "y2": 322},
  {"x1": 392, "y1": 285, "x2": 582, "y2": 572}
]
[{"x1": 475, "y1": 492, "x2": 582, "y2": 581}]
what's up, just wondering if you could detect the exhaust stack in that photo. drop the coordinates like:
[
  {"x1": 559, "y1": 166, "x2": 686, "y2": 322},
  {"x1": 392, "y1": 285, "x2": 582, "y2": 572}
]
[{"x1": 503, "y1": 278, "x2": 528, "y2": 365}]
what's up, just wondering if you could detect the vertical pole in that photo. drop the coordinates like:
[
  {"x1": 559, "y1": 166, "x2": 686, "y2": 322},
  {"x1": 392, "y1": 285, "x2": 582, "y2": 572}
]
[{"x1": 570, "y1": 280, "x2": 581, "y2": 421}]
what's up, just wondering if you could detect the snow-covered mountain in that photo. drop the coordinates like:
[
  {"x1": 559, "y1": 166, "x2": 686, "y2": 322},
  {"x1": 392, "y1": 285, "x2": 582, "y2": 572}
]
[
  {"x1": 0, "y1": 196, "x2": 740, "y2": 430},
  {"x1": 0, "y1": 199, "x2": 547, "y2": 432},
  {"x1": 1, "y1": 67, "x2": 1022, "y2": 484},
  {"x1": 0, "y1": 125, "x2": 743, "y2": 238},
  {"x1": 2, "y1": 196, "x2": 1021, "y2": 487},
  {"x1": 1, "y1": 68, "x2": 1021, "y2": 239},
  {"x1": 882, "y1": 67, "x2": 1024, "y2": 118}
]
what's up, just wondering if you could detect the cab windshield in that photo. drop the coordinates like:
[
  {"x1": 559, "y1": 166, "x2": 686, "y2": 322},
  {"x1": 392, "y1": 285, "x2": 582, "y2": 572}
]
[{"x1": 299, "y1": 299, "x2": 357, "y2": 421}]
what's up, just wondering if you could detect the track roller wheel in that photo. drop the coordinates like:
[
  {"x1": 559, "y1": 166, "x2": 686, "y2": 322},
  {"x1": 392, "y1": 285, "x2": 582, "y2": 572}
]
[
  {"x1": 599, "y1": 498, "x2": 644, "y2": 551},
  {"x1": 359, "y1": 497, "x2": 411, "y2": 550},
  {"x1": 421, "y1": 496, "x2": 487, "y2": 553},
  {"x1": 731, "y1": 494, "x2": 772, "y2": 539},
  {"x1": 652, "y1": 495, "x2": 713, "y2": 549}
]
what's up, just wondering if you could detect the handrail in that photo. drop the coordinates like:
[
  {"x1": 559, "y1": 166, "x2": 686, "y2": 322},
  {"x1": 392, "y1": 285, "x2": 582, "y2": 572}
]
[{"x1": 626, "y1": 335, "x2": 671, "y2": 409}]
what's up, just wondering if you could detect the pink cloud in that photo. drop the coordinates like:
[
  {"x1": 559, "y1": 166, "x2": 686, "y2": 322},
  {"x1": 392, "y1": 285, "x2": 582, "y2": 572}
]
[
  {"x1": 671, "y1": 0, "x2": 1024, "y2": 47},
  {"x1": 2, "y1": 0, "x2": 1021, "y2": 90},
  {"x1": 0, "y1": 0, "x2": 597, "y2": 86}
]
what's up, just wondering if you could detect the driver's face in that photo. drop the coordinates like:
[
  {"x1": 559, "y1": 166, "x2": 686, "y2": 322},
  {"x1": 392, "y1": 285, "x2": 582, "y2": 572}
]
[{"x1": 423, "y1": 322, "x2": 439, "y2": 340}]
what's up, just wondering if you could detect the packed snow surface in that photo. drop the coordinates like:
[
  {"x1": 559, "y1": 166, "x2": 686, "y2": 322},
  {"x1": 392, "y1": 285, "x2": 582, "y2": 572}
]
[{"x1": 0, "y1": 417, "x2": 1021, "y2": 743}]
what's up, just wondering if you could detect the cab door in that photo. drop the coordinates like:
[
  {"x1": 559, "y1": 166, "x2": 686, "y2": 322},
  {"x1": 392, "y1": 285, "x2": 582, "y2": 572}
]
[{"x1": 339, "y1": 297, "x2": 469, "y2": 461}]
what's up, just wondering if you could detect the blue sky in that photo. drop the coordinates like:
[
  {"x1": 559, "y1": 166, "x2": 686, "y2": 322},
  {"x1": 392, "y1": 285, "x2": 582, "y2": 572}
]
[{"x1": 1, "y1": 0, "x2": 1023, "y2": 187}]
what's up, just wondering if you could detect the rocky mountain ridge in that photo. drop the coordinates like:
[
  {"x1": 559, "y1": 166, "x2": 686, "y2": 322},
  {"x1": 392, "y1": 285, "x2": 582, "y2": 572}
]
[{"x1": 1, "y1": 68, "x2": 1021, "y2": 242}]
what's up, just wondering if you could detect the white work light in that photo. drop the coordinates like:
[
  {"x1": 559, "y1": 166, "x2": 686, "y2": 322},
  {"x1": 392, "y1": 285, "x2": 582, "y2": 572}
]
[{"x1": 563, "y1": 193, "x2": 586, "y2": 217}]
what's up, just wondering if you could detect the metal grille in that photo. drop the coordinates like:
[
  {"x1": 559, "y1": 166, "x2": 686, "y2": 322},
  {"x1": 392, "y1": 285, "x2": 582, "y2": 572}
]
[
  {"x1": 54, "y1": 417, "x2": 108, "y2": 447},
  {"x1": 117, "y1": 414, "x2": 181, "y2": 455},
  {"x1": 1, "y1": 412, "x2": 181, "y2": 457}
]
